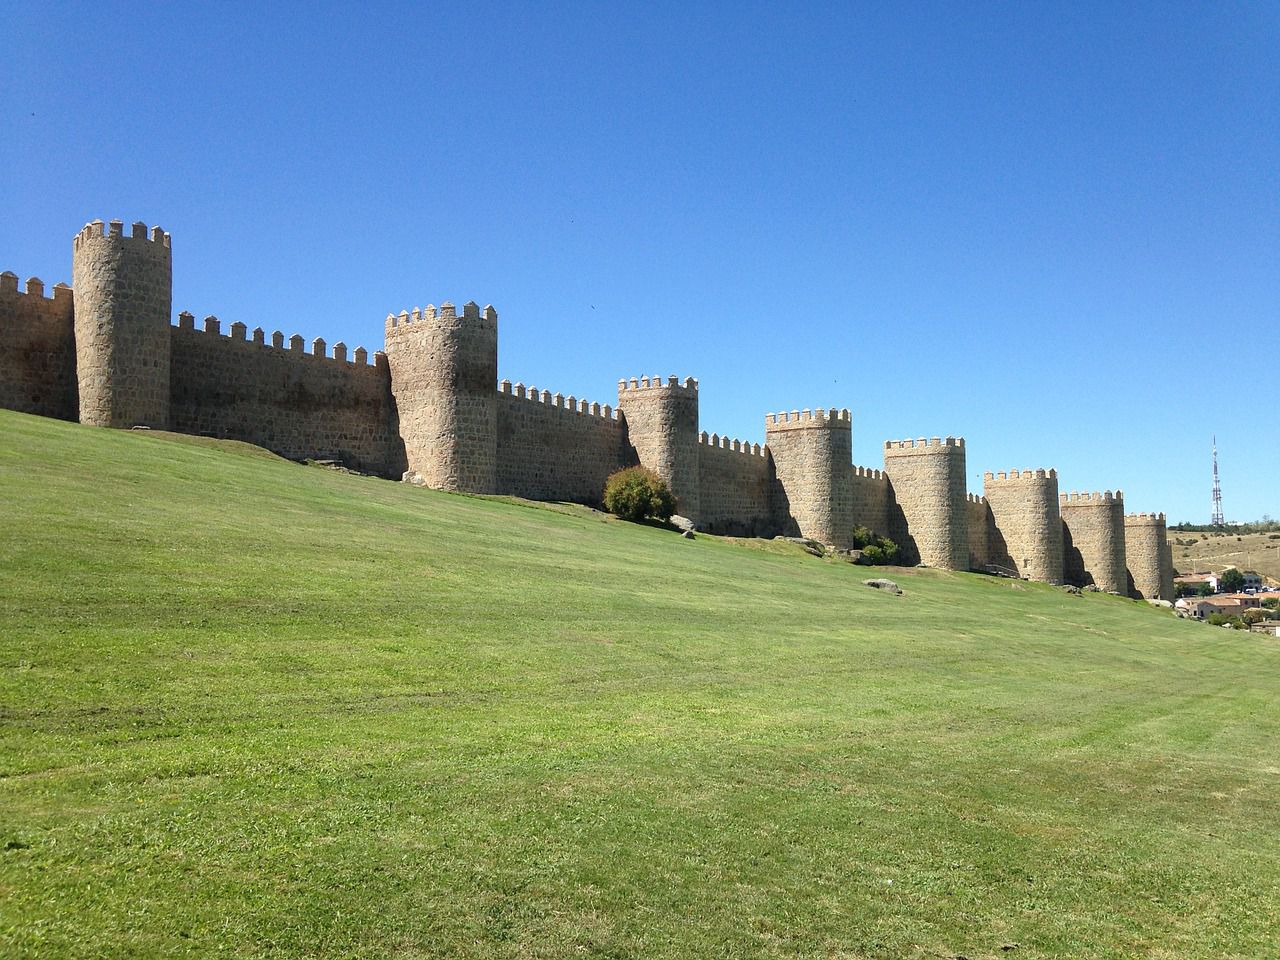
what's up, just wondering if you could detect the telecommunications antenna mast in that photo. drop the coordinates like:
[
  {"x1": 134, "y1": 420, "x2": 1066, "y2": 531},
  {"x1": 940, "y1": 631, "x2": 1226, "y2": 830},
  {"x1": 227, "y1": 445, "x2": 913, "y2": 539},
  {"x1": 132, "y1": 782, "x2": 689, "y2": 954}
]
[{"x1": 1211, "y1": 435, "x2": 1224, "y2": 526}]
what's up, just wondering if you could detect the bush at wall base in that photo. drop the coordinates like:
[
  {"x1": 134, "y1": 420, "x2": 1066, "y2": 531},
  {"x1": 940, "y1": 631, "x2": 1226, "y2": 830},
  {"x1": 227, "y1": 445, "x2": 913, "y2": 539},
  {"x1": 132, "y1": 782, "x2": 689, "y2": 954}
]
[{"x1": 603, "y1": 467, "x2": 677, "y2": 524}]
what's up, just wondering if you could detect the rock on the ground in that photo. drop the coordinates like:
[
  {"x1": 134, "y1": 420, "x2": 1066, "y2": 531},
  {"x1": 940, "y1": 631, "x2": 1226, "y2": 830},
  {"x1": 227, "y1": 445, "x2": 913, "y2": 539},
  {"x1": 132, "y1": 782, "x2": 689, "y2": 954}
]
[
  {"x1": 864, "y1": 578, "x2": 902, "y2": 595},
  {"x1": 402, "y1": 471, "x2": 428, "y2": 486},
  {"x1": 1062, "y1": 584, "x2": 1082, "y2": 595},
  {"x1": 1147, "y1": 598, "x2": 1174, "y2": 609},
  {"x1": 670, "y1": 515, "x2": 696, "y2": 534},
  {"x1": 681, "y1": 529, "x2": 695, "y2": 540}
]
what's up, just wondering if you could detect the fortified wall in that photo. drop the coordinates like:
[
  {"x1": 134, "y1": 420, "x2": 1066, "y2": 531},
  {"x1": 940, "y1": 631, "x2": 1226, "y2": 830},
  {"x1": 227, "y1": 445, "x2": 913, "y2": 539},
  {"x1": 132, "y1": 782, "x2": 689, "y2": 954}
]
[{"x1": 0, "y1": 216, "x2": 1175, "y2": 599}]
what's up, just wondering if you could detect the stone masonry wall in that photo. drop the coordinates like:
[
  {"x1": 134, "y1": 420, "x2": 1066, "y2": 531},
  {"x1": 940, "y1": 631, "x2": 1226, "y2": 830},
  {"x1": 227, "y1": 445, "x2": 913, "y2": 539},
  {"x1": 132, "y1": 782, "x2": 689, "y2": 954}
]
[
  {"x1": 169, "y1": 315, "x2": 402, "y2": 476},
  {"x1": 1060, "y1": 491, "x2": 1127, "y2": 594},
  {"x1": 71, "y1": 220, "x2": 172, "y2": 429},
  {"x1": 766, "y1": 409, "x2": 854, "y2": 549},
  {"x1": 383, "y1": 303, "x2": 498, "y2": 493},
  {"x1": 982, "y1": 469, "x2": 1064, "y2": 583},
  {"x1": 496, "y1": 381, "x2": 629, "y2": 504},
  {"x1": 696, "y1": 431, "x2": 773, "y2": 536},
  {"x1": 847, "y1": 465, "x2": 891, "y2": 539},
  {"x1": 882, "y1": 437, "x2": 968, "y2": 570},
  {"x1": 967, "y1": 493, "x2": 993, "y2": 570},
  {"x1": 1125, "y1": 512, "x2": 1173, "y2": 601},
  {"x1": 616, "y1": 377, "x2": 700, "y2": 520},
  {"x1": 0, "y1": 274, "x2": 77, "y2": 420}
]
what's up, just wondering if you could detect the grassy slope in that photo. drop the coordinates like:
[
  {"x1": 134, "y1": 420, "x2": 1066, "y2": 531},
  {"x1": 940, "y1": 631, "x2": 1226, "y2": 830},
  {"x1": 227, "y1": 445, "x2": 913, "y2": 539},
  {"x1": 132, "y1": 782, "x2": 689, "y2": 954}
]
[{"x1": 1, "y1": 410, "x2": 1278, "y2": 960}]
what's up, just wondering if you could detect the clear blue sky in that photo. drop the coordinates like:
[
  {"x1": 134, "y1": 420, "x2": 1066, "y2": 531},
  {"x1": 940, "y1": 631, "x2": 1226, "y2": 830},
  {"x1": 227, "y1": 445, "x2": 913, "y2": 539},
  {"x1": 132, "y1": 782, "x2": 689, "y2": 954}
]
[{"x1": 3, "y1": 2, "x2": 1276, "y2": 522}]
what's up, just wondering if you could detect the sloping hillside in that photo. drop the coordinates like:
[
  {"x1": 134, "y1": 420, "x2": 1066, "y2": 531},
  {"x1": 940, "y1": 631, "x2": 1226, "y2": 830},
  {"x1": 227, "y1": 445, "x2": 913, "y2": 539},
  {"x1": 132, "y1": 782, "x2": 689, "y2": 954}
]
[{"x1": 2, "y1": 410, "x2": 1278, "y2": 959}]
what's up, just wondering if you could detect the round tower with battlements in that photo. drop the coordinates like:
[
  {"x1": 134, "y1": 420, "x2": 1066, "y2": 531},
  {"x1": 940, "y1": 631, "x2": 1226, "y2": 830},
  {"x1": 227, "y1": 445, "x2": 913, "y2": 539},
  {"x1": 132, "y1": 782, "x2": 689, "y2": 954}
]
[
  {"x1": 383, "y1": 301, "x2": 498, "y2": 493},
  {"x1": 71, "y1": 219, "x2": 172, "y2": 428},
  {"x1": 1125, "y1": 512, "x2": 1173, "y2": 601},
  {"x1": 982, "y1": 468, "x2": 1064, "y2": 583},
  {"x1": 765, "y1": 408, "x2": 854, "y2": 548},
  {"x1": 882, "y1": 437, "x2": 969, "y2": 570},
  {"x1": 616, "y1": 376, "x2": 700, "y2": 520},
  {"x1": 1060, "y1": 490, "x2": 1127, "y2": 594}
]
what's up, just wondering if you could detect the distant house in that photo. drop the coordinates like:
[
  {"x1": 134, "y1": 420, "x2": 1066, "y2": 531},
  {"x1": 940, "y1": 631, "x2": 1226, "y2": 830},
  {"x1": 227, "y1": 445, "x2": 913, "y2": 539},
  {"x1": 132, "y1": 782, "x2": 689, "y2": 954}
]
[
  {"x1": 1249, "y1": 622, "x2": 1280, "y2": 637},
  {"x1": 1176, "y1": 597, "x2": 1249, "y2": 620},
  {"x1": 1174, "y1": 572, "x2": 1219, "y2": 593},
  {"x1": 1241, "y1": 571, "x2": 1264, "y2": 591}
]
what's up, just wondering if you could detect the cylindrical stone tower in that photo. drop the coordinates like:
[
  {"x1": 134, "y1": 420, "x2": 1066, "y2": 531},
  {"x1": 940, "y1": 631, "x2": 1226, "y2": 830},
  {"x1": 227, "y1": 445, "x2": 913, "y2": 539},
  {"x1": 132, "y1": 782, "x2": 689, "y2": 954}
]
[
  {"x1": 1060, "y1": 490, "x2": 1127, "y2": 594},
  {"x1": 1125, "y1": 512, "x2": 1173, "y2": 601},
  {"x1": 982, "y1": 468, "x2": 1064, "y2": 583},
  {"x1": 616, "y1": 376, "x2": 700, "y2": 520},
  {"x1": 71, "y1": 219, "x2": 172, "y2": 428},
  {"x1": 882, "y1": 437, "x2": 969, "y2": 570},
  {"x1": 765, "y1": 408, "x2": 854, "y2": 548},
  {"x1": 383, "y1": 301, "x2": 498, "y2": 493}
]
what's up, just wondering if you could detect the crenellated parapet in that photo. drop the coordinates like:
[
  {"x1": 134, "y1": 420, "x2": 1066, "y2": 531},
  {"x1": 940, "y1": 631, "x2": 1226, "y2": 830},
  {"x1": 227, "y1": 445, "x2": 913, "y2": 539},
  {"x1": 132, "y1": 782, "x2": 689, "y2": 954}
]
[
  {"x1": 882, "y1": 435, "x2": 968, "y2": 569},
  {"x1": 0, "y1": 272, "x2": 77, "y2": 420},
  {"x1": 699, "y1": 431, "x2": 766, "y2": 457},
  {"x1": 72, "y1": 218, "x2": 173, "y2": 428},
  {"x1": 766, "y1": 406, "x2": 853, "y2": 547},
  {"x1": 616, "y1": 374, "x2": 700, "y2": 519},
  {"x1": 500, "y1": 379, "x2": 619, "y2": 422},
  {"x1": 1124, "y1": 511, "x2": 1173, "y2": 601},
  {"x1": 173, "y1": 310, "x2": 384, "y2": 370},
  {"x1": 1060, "y1": 489, "x2": 1127, "y2": 593},
  {"x1": 981, "y1": 466, "x2": 1063, "y2": 583},
  {"x1": 383, "y1": 300, "x2": 499, "y2": 493}
]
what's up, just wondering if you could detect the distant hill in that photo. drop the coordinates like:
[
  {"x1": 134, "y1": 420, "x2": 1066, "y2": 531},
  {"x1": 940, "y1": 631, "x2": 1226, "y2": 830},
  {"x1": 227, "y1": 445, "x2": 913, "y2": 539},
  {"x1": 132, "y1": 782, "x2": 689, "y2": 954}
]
[
  {"x1": 3, "y1": 410, "x2": 1279, "y2": 958},
  {"x1": 1168, "y1": 529, "x2": 1280, "y2": 584}
]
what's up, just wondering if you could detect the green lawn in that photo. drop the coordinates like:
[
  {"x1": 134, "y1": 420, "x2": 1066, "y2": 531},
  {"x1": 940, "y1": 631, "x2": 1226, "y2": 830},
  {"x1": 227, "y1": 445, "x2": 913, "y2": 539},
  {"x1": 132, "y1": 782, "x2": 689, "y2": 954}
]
[{"x1": 1, "y1": 409, "x2": 1278, "y2": 959}]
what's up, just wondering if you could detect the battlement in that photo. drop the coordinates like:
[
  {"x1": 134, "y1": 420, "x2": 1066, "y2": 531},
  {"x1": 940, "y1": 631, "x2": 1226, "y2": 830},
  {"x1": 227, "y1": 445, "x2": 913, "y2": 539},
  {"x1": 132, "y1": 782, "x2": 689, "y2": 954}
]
[
  {"x1": 499, "y1": 379, "x2": 619, "y2": 422},
  {"x1": 1060, "y1": 490, "x2": 1123, "y2": 505},
  {"x1": 0, "y1": 273, "x2": 73, "y2": 307},
  {"x1": 967, "y1": 492, "x2": 987, "y2": 505},
  {"x1": 983, "y1": 467, "x2": 1058, "y2": 483},
  {"x1": 764, "y1": 407, "x2": 852, "y2": 430},
  {"x1": 72, "y1": 219, "x2": 170, "y2": 251},
  {"x1": 698, "y1": 430, "x2": 765, "y2": 457},
  {"x1": 883, "y1": 436, "x2": 964, "y2": 455},
  {"x1": 852, "y1": 464, "x2": 885, "y2": 480},
  {"x1": 173, "y1": 311, "x2": 384, "y2": 368},
  {"x1": 384, "y1": 301, "x2": 498, "y2": 335},
  {"x1": 1125, "y1": 512, "x2": 1166, "y2": 524},
  {"x1": 617, "y1": 375, "x2": 698, "y2": 394}
]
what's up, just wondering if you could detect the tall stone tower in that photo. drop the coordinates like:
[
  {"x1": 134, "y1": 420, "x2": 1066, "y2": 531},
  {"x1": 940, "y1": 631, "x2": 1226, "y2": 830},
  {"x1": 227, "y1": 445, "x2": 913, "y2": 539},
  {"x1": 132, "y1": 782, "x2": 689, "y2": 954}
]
[
  {"x1": 982, "y1": 468, "x2": 1064, "y2": 583},
  {"x1": 71, "y1": 219, "x2": 172, "y2": 428},
  {"x1": 383, "y1": 301, "x2": 498, "y2": 493},
  {"x1": 1060, "y1": 490, "x2": 1127, "y2": 594},
  {"x1": 766, "y1": 408, "x2": 853, "y2": 548},
  {"x1": 1125, "y1": 512, "x2": 1173, "y2": 601},
  {"x1": 616, "y1": 376, "x2": 700, "y2": 520},
  {"x1": 882, "y1": 437, "x2": 968, "y2": 570}
]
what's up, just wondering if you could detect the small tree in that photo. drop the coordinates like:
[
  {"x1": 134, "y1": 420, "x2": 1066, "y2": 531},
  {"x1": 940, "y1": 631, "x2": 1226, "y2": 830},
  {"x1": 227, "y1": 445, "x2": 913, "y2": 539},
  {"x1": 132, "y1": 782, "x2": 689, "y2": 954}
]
[
  {"x1": 603, "y1": 467, "x2": 676, "y2": 523},
  {"x1": 1197, "y1": 582, "x2": 1215, "y2": 598},
  {"x1": 1219, "y1": 568, "x2": 1245, "y2": 593}
]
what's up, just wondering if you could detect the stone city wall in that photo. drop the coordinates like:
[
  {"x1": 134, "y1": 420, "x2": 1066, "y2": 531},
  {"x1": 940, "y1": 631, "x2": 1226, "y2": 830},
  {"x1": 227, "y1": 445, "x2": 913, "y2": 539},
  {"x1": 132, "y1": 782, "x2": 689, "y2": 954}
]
[
  {"x1": 982, "y1": 468, "x2": 1064, "y2": 583},
  {"x1": 846, "y1": 465, "x2": 892, "y2": 539},
  {"x1": 496, "y1": 380, "x2": 629, "y2": 504},
  {"x1": 1124, "y1": 512, "x2": 1173, "y2": 601},
  {"x1": 766, "y1": 408, "x2": 854, "y2": 549},
  {"x1": 696, "y1": 431, "x2": 773, "y2": 536},
  {"x1": 384, "y1": 303, "x2": 499, "y2": 493},
  {"x1": 0, "y1": 273, "x2": 77, "y2": 420},
  {"x1": 169, "y1": 314, "x2": 402, "y2": 477},
  {"x1": 616, "y1": 376, "x2": 701, "y2": 519},
  {"x1": 882, "y1": 437, "x2": 968, "y2": 570},
  {"x1": 72, "y1": 220, "x2": 172, "y2": 429},
  {"x1": 1060, "y1": 490, "x2": 1127, "y2": 594},
  {"x1": 966, "y1": 493, "x2": 993, "y2": 570}
]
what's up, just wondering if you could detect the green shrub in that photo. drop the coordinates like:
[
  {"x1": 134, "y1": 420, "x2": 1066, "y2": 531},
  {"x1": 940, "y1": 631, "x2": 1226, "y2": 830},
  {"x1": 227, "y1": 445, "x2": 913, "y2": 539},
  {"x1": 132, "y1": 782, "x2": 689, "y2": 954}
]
[
  {"x1": 603, "y1": 467, "x2": 676, "y2": 523},
  {"x1": 855, "y1": 530, "x2": 900, "y2": 565}
]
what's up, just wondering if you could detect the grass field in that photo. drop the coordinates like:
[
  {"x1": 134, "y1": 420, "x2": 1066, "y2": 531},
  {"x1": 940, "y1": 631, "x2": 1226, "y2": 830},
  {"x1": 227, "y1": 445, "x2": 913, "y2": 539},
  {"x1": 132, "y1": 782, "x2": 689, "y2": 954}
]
[
  {"x1": 2, "y1": 410, "x2": 1279, "y2": 959},
  {"x1": 1168, "y1": 530, "x2": 1280, "y2": 586}
]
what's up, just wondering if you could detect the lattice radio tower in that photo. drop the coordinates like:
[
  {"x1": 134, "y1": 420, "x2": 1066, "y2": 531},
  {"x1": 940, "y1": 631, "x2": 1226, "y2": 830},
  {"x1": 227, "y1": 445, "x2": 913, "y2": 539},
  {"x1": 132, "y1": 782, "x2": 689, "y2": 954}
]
[{"x1": 1211, "y1": 435, "x2": 1224, "y2": 526}]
